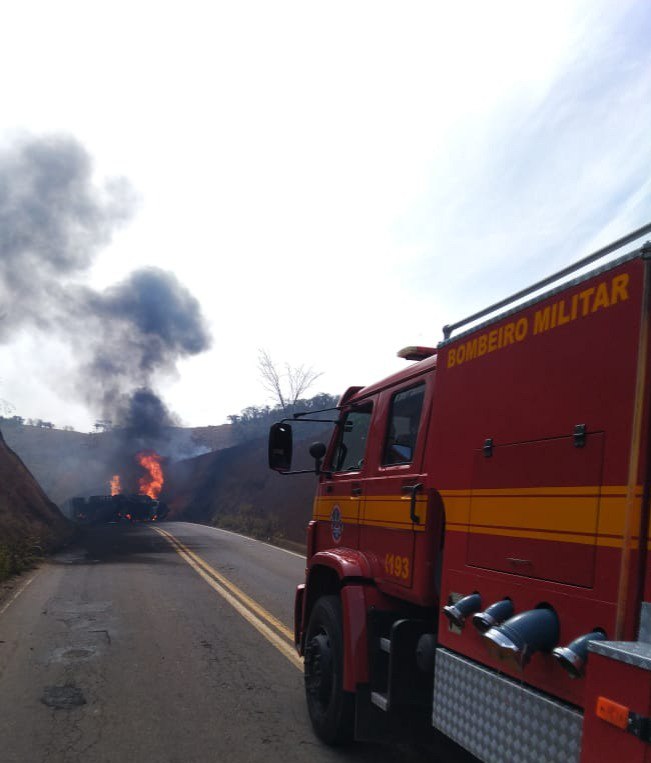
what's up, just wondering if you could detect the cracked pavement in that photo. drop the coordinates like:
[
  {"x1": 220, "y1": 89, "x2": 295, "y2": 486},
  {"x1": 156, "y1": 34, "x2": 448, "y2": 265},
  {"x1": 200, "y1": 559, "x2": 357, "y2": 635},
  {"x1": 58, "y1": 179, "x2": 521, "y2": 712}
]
[{"x1": 0, "y1": 523, "x2": 471, "y2": 763}]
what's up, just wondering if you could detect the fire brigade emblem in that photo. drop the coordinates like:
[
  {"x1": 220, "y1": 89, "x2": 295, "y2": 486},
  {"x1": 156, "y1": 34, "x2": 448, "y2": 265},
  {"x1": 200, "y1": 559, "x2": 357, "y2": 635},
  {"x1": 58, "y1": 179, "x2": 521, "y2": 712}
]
[{"x1": 330, "y1": 505, "x2": 343, "y2": 543}]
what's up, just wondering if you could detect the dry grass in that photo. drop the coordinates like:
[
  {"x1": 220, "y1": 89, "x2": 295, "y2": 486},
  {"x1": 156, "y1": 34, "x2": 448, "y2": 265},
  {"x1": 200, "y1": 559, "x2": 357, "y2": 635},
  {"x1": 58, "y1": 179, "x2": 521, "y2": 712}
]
[
  {"x1": 166, "y1": 434, "x2": 319, "y2": 544},
  {"x1": 0, "y1": 429, "x2": 73, "y2": 583},
  {"x1": 0, "y1": 538, "x2": 41, "y2": 582}
]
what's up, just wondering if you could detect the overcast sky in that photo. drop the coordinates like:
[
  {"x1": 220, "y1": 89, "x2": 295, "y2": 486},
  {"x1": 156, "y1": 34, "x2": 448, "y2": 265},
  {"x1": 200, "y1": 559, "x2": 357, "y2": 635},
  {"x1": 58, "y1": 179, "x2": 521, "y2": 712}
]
[{"x1": 1, "y1": 0, "x2": 650, "y2": 432}]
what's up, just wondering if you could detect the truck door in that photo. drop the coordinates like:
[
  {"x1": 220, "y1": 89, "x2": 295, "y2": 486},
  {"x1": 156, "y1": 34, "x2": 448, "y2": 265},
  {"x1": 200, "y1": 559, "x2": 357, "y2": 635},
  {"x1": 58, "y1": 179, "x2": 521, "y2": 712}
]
[
  {"x1": 316, "y1": 401, "x2": 374, "y2": 551},
  {"x1": 361, "y1": 382, "x2": 429, "y2": 590}
]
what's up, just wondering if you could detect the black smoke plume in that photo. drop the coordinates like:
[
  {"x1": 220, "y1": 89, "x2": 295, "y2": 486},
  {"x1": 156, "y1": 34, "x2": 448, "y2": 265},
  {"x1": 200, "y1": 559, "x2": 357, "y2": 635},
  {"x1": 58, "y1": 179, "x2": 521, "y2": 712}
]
[
  {"x1": 0, "y1": 133, "x2": 211, "y2": 443},
  {"x1": 76, "y1": 267, "x2": 211, "y2": 433},
  {"x1": 0, "y1": 134, "x2": 132, "y2": 335},
  {"x1": 118, "y1": 389, "x2": 176, "y2": 440}
]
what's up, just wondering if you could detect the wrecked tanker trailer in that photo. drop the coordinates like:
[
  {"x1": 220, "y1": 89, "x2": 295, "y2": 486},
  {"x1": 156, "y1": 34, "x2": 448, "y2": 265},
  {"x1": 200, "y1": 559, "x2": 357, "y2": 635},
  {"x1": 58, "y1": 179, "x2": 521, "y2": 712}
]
[
  {"x1": 269, "y1": 223, "x2": 651, "y2": 763},
  {"x1": 72, "y1": 493, "x2": 168, "y2": 524}
]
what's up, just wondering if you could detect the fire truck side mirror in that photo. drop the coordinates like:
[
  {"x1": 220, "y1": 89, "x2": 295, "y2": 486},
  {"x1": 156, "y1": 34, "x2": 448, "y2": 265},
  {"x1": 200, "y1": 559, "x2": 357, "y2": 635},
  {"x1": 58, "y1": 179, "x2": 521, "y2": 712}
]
[
  {"x1": 269, "y1": 423, "x2": 293, "y2": 472},
  {"x1": 309, "y1": 442, "x2": 327, "y2": 475}
]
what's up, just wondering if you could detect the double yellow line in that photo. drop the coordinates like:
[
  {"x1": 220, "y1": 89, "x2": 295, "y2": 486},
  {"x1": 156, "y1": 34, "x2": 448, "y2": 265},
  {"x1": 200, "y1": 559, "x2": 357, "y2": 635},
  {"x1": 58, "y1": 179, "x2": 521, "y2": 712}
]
[{"x1": 153, "y1": 527, "x2": 302, "y2": 670}]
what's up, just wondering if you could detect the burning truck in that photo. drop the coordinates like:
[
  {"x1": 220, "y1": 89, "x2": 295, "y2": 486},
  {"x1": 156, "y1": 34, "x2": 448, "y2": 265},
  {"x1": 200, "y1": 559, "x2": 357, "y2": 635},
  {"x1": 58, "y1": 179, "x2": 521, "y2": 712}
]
[{"x1": 72, "y1": 450, "x2": 168, "y2": 523}]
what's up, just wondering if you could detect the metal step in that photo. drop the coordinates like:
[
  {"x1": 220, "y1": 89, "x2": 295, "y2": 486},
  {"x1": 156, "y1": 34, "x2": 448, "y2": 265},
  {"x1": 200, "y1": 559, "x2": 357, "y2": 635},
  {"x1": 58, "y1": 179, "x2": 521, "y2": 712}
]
[{"x1": 370, "y1": 691, "x2": 389, "y2": 712}]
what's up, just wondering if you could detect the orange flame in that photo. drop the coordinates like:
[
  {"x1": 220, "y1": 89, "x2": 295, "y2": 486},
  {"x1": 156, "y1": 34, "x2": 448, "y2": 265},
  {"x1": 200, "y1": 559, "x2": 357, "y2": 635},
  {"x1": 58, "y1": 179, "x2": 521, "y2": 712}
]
[
  {"x1": 110, "y1": 474, "x2": 122, "y2": 496},
  {"x1": 137, "y1": 451, "x2": 164, "y2": 500}
]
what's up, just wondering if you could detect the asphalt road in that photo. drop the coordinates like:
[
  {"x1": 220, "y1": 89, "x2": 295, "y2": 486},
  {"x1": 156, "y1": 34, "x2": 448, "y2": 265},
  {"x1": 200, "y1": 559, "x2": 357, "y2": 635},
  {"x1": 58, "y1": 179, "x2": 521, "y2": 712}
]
[{"x1": 0, "y1": 522, "x2": 472, "y2": 763}]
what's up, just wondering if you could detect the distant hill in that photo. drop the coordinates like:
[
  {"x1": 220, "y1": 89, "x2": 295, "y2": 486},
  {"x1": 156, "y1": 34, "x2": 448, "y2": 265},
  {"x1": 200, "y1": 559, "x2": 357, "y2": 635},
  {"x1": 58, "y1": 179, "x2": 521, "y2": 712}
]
[
  {"x1": 0, "y1": 428, "x2": 72, "y2": 582},
  {"x1": 1, "y1": 420, "x2": 235, "y2": 507}
]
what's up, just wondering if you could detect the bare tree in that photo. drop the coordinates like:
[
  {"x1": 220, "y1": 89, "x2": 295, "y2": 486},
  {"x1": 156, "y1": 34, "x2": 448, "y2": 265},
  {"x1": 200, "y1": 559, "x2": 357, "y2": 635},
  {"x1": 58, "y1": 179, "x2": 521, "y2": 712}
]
[
  {"x1": 258, "y1": 349, "x2": 323, "y2": 412},
  {"x1": 258, "y1": 350, "x2": 287, "y2": 410}
]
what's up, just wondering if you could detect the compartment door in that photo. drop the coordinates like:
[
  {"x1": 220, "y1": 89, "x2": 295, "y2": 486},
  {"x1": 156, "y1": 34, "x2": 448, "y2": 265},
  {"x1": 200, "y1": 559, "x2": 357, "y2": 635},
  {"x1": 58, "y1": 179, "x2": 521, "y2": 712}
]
[{"x1": 466, "y1": 433, "x2": 604, "y2": 587}]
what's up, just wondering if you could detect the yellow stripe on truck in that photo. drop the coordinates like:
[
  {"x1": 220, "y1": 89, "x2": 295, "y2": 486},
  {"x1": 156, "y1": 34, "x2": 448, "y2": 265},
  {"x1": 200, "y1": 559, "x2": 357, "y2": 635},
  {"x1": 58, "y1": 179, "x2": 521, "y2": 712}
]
[{"x1": 312, "y1": 486, "x2": 645, "y2": 547}]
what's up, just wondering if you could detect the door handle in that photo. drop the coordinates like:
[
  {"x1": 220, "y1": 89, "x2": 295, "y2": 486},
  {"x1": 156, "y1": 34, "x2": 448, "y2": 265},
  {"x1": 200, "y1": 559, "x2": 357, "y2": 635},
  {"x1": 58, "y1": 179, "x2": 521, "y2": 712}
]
[
  {"x1": 401, "y1": 483, "x2": 423, "y2": 524},
  {"x1": 351, "y1": 486, "x2": 362, "y2": 496}
]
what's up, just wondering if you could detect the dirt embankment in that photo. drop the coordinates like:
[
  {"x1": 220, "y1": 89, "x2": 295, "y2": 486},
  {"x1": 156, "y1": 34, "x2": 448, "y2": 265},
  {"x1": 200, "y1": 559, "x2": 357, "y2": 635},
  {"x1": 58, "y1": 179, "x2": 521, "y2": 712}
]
[
  {"x1": 165, "y1": 435, "x2": 321, "y2": 547},
  {"x1": 0, "y1": 428, "x2": 73, "y2": 583}
]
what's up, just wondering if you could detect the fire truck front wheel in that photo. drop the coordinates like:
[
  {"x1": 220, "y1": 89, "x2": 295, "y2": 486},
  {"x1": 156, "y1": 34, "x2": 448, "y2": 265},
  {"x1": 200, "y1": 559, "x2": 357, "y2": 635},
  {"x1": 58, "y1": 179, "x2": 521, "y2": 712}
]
[{"x1": 304, "y1": 595, "x2": 354, "y2": 745}]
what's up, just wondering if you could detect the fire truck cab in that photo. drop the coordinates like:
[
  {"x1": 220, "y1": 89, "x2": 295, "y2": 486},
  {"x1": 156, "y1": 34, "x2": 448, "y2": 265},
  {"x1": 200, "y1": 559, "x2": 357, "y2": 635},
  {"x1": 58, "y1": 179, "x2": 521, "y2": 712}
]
[{"x1": 269, "y1": 224, "x2": 651, "y2": 762}]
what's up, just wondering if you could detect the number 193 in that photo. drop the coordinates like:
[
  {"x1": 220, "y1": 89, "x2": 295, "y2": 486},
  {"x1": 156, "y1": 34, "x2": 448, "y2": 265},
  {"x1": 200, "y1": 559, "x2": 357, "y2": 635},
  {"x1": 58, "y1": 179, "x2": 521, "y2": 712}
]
[{"x1": 384, "y1": 553, "x2": 410, "y2": 580}]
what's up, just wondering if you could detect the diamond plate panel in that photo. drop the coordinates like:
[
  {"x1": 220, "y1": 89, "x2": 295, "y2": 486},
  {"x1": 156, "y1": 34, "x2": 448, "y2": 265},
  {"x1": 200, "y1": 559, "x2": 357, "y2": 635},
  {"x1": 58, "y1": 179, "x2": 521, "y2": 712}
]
[{"x1": 432, "y1": 648, "x2": 582, "y2": 763}]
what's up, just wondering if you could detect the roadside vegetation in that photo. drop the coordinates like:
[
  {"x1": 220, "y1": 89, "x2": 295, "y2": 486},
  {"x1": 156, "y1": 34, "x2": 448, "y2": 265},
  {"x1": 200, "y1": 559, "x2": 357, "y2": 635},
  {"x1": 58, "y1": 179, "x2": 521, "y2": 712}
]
[
  {"x1": 0, "y1": 536, "x2": 41, "y2": 583},
  {"x1": 167, "y1": 389, "x2": 339, "y2": 548},
  {"x1": 0, "y1": 429, "x2": 73, "y2": 585}
]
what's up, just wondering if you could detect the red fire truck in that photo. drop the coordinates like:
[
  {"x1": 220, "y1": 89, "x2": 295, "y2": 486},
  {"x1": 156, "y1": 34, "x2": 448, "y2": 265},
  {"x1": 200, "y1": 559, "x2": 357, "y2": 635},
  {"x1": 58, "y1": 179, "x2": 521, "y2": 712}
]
[{"x1": 269, "y1": 224, "x2": 651, "y2": 762}]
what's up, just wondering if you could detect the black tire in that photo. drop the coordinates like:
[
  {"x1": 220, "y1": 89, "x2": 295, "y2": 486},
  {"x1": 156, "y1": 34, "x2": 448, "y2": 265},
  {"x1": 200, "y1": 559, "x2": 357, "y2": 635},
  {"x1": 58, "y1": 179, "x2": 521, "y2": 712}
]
[{"x1": 304, "y1": 595, "x2": 355, "y2": 745}]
